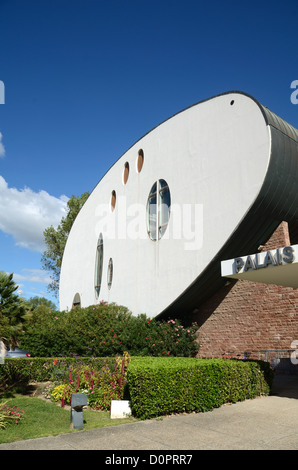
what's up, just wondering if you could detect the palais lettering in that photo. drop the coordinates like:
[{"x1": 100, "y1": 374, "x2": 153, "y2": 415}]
[{"x1": 233, "y1": 246, "x2": 295, "y2": 274}]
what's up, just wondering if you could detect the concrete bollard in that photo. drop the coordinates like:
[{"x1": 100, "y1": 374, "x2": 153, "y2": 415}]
[{"x1": 70, "y1": 393, "x2": 87, "y2": 430}]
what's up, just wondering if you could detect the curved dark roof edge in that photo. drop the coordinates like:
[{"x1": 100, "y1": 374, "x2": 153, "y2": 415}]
[{"x1": 157, "y1": 109, "x2": 298, "y2": 322}]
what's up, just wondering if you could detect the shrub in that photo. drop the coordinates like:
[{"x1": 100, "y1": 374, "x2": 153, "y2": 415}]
[
  {"x1": 19, "y1": 303, "x2": 132, "y2": 357},
  {"x1": 0, "y1": 353, "x2": 131, "y2": 411},
  {"x1": 19, "y1": 302, "x2": 199, "y2": 358},
  {"x1": 85, "y1": 360, "x2": 128, "y2": 410},
  {"x1": 0, "y1": 356, "x2": 123, "y2": 394},
  {"x1": 126, "y1": 357, "x2": 273, "y2": 419},
  {"x1": 51, "y1": 384, "x2": 74, "y2": 404},
  {"x1": 0, "y1": 359, "x2": 33, "y2": 393},
  {"x1": 120, "y1": 316, "x2": 199, "y2": 357},
  {"x1": 50, "y1": 352, "x2": 131, "y2": 410}
]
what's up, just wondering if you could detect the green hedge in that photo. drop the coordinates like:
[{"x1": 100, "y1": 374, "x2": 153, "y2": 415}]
[
  {"x1": 0, "y1": 356, "x2": 120, "y2": 390},
  {"x1": 126, "y1": 357, "x2": 274, "y2": 419},
  {"x1": 1, "y1": 356, "x2": 274, "y2": 419}
]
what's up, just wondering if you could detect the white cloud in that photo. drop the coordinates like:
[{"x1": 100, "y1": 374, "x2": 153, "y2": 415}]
[
  {"x1": 10, "y1": 270, "x2": 56, "y2": 301},
  {"x1": 0, "y1": 176, "x2": 68, "y2": 252},
  {"x1": 0, "y1": 133, "x2": 5, "y2": 158},
  {"x1": 13, "y1": 269, "x2": 53, "y2": 285}
]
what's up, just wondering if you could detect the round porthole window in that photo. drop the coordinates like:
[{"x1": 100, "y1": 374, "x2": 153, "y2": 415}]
[{"x1": 146, "y1": 179, "x2": 171, "y2": 240}]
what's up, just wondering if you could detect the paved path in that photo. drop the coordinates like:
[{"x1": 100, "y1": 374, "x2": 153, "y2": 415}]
[{"x1": 1, "y1": 374, "x2": 298, "y2": 450}]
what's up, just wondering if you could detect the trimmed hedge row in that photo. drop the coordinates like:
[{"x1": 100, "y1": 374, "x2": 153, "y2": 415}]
[
  {"x1": 126, "y1": 357, "x2": 274, "y2": 419},
  {"x1": 1, "y1": 356, "x2": 274, "y2": 420}
]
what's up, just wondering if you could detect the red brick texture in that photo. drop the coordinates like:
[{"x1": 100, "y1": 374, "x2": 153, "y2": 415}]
[{"x1": 194, "y1": 222, "x2": 298, "y2": 359}]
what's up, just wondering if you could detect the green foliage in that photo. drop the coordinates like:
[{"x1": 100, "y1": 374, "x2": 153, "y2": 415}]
[
  {"x1": 63, "y1": 352, "x2": 131, "y2": 410},
  {"x1": 22, "y1": 296, "x2": 57, "y2": 312},
  {"x1": 48, "y1": 355, "x2": 131, "y2": 410},
  {"x1": 0, "y1": 353, "x2": 131, "y2": 411},
  {"x1": 126, "y1": 357, "x2": 274, "y2": 419},
  {"x1": 41, "y1": 192, "x2": 89, "y2": 296},
  {"x1": 1, "y1": 355, "x2": 274, "y2": 419},
  {"x1": 19, "y1": 302, "x2": 199, "y2": 358},
  {"x1": 0, "y1": 358, "x2": 48, "y2": 394},
  {"x1": 0, "y1": 272, "x2": 27, "y2": 349},
  {"x1": 0, "y1": 356, "x2": 121, "y2": 395}
]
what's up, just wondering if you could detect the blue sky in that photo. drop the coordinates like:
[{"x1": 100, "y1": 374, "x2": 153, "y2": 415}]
[{"x1": 0, "y1": 0, "x2": 297, "y2": 308}]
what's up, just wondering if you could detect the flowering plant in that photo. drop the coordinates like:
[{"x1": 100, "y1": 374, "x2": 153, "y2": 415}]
[
  {"x1": 50, "y1": 352, "x2": 131, "y2": 410},
  {"x1": 50, "y1": 383, "x2": 74, "y2": 405},
  {"x1": 0, "y1": 401, "x2": 25, "y2": 428}
]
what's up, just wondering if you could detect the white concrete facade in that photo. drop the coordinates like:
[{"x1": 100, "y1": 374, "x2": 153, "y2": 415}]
[{"x1": 59, "y1": 92, "x2": 278, "y2": 317}]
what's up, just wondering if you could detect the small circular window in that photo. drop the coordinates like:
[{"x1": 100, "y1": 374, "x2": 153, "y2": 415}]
[
  {"x1": 107, "y1": 258, "x2": 113, "y2": 290},
  {"x1": 137, "y1": 149, "x2": 144, "y2": 173},
  {"x1": 123, "y1": 162, "x2": 129, "y2": 185},
  {"x1": 110, "y1": 190, "x2": 116, "y2": 212},
  {"x1": 146, "y1": 179, "x2": 171, "y2": 240}
]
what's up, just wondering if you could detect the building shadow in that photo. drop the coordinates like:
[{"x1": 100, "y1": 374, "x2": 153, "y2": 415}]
[{"x1": 271, "y1": 373, "x2": 298, "y2": 399}]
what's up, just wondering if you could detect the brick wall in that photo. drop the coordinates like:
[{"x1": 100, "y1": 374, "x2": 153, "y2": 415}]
[{"x1": 194, "y1": 222, "x2": 298, "y2": 359}]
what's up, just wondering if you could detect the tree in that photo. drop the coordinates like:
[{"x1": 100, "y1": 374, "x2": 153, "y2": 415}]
[
  {"x1": 41, "y1": 192, "x2": 89, "y2": 297},
  {"x1": 0, "y1": 272, "x2": 27, "y2": 351},
  {"x1": 22, "y1": 296, "x2": 57, "y2": 312}
]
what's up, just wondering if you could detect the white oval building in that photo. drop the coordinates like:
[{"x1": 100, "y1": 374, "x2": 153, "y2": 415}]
[{"x1": 59, "y1": 91, "x2": 298, "y2": 319}]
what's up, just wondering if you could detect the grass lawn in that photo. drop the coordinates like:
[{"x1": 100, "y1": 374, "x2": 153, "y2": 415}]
[{"x1": 0, "y1": 396, "x2": 139, "y2": 444}]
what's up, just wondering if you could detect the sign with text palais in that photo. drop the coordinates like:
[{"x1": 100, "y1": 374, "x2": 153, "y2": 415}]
[{"x1": 221, "y1": 245, "x2": 298, "y2": 289}]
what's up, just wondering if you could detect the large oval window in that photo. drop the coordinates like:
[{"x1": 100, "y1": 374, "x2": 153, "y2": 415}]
[
  {"x1": 107, "y1": 258, "x2": 113, "y2": 290},
  {"x1": 146, "y1": 179, "x2": 171, "y2": 240},
  {"x1": 94, "y1": 233, "x2": 104, "y2": 299}
]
